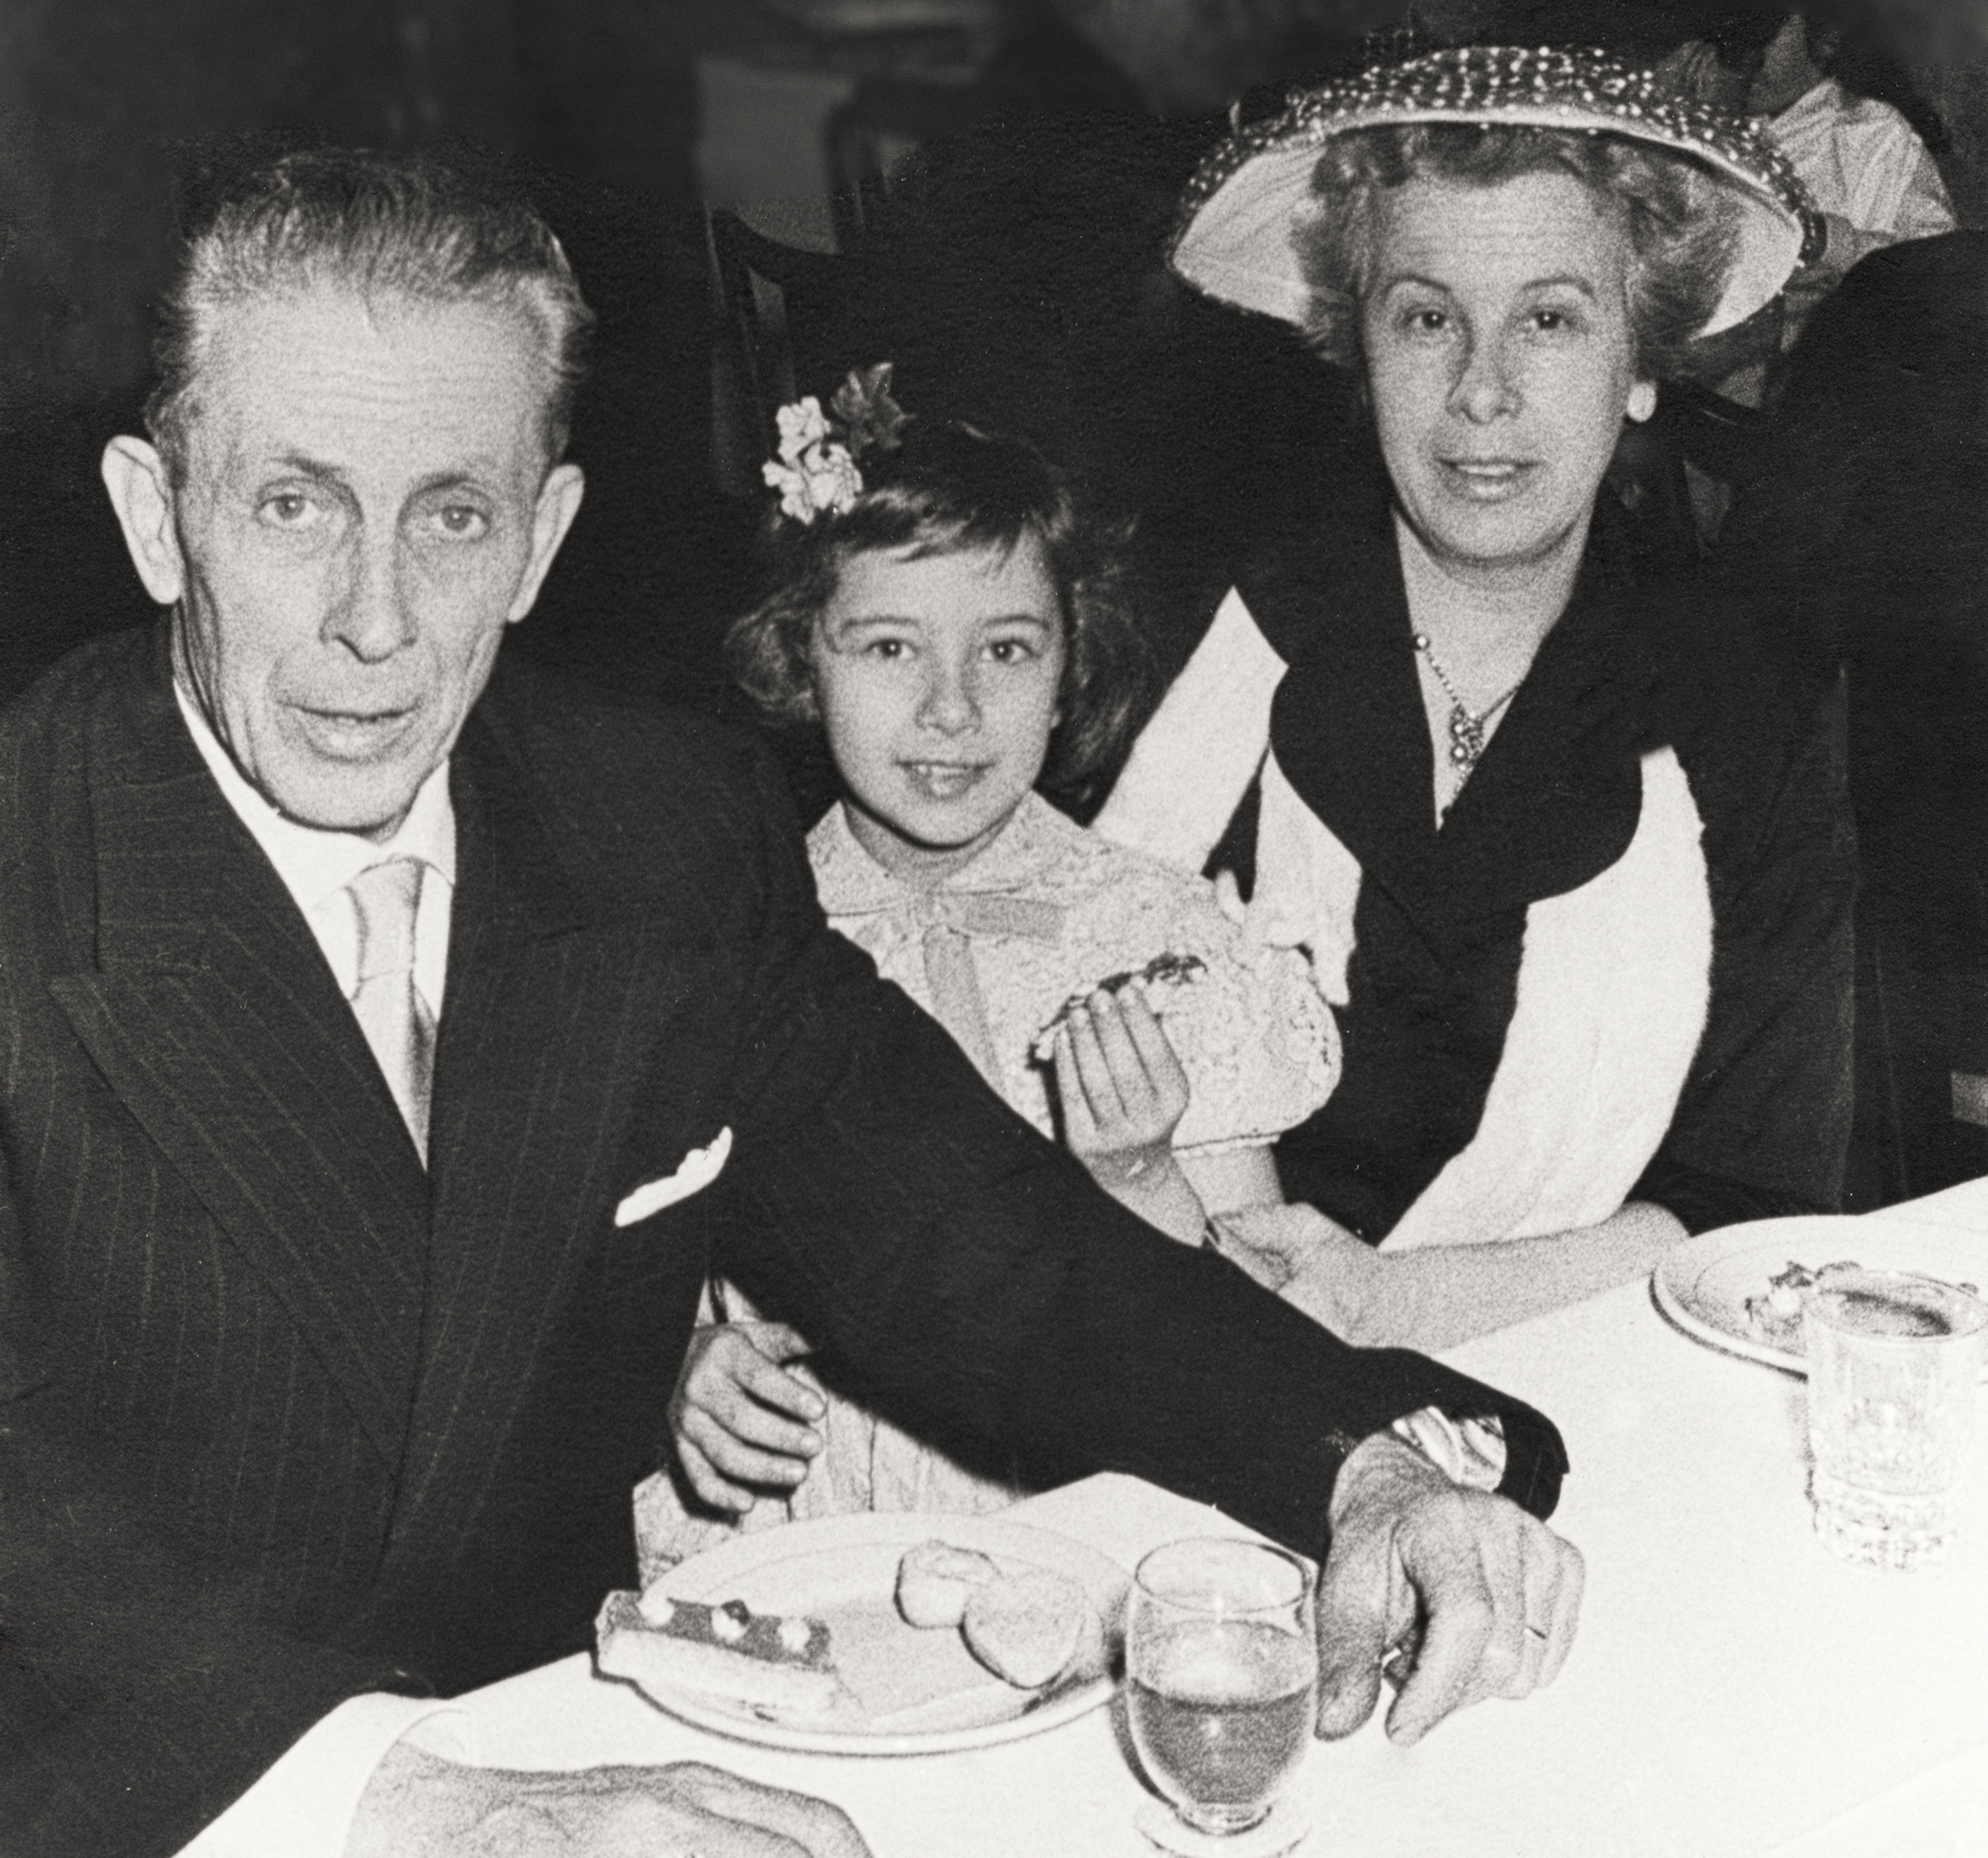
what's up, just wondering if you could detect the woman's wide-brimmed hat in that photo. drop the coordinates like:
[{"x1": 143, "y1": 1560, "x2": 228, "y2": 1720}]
[{"x1": 1174, "y1": 45, "x2": 1821, "y2": 338}]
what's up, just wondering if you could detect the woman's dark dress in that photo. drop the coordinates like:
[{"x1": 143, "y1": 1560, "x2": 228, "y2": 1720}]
[{"x1": 1121, "y1": 449, "x2": 1857, "y2": 1246}]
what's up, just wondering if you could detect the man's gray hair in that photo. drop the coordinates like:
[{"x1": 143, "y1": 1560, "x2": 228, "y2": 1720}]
[{"x1": 146, "y1": 146, "x2": 596, "y2": 483}]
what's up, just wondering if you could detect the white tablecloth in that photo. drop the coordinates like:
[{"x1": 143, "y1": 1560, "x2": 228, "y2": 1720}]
[{"x1": 453, "y1": 1183, "x2": 1988, "y2": 1856}]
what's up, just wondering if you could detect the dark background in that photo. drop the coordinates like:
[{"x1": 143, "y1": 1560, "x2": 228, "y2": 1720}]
[
  {"x1": 0, "y1": 0, "x2": 1983, "y2": 710},
  {"x1": 0, "y1": 0, "x2": 723, "y2": 704}
]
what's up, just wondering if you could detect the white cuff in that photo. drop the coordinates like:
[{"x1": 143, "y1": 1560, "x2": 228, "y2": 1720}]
[
  {"x1": 173, "y1": 1692, "x2": 476, "y2": 1858},
  {"x1": 1390, "y1": 1407, "x2": 1507, "y2": 1494}
]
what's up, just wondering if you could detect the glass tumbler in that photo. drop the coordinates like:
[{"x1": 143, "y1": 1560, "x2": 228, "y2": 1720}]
[
  {"x1": 1125, "y1": 1537, "x2": 1317, "y2": 1839},
  {"x1": 1804, "y1": 1270, "x2": 1988, "y2": 1570}
]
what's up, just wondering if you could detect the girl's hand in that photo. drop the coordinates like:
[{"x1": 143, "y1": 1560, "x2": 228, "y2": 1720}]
[
  {"x1": 1052, "y1": 984, "x2": 1191, "y2": 1185},
  {"x1": 669, "y1": 1321, "x2": 824, "y2": 1513}
]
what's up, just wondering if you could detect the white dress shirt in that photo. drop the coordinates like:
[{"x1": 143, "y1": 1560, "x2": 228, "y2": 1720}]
[
  {"x1": 169, "y1": 681, "x2": 473, "y2": 1857},
  {"x1": 172, "y1": 680, "x2": 456, "y2": 1020}
]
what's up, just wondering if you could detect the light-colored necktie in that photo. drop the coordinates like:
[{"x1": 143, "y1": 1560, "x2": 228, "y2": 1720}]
[{"x1": 347, "y1": 857, "x2": 435, "y2": 1164}]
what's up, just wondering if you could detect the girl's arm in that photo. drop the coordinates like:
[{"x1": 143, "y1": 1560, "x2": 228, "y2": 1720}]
[
  {"x1": 1084, "y1": 1148, "x2": 1209, "y2": 1248},
  {"x1": 1221, "y1": 1201, "x2": 1686, "y2": 1353},
  {"x1": 1054, "y1": 987, "x2": 1298, "y2": 1242},
  {"x1": 1179, "y1": 1144, "x2": 1284, "y2": 1219},
  {"x1": 1052, "y1": 987, "x2": 1209, "y2": 1245}
]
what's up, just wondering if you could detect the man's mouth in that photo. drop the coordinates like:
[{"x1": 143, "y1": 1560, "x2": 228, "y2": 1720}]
[
  {"x1": 291, "y1": 704, "x2": 419, "y2": 759},
  {"x1": 1441, "y1": 459, "x2": 1538, "y2": 501},
  {"x1": 900, "y1": 760, "x2": 991, "y2": 799}
]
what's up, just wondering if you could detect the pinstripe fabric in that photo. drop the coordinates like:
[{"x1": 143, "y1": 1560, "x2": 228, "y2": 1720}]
[
  {"x1": 0, "y1": 628, "x2": 747, "y2": 1855},
  {"x1": 0, "y1": 623, "x2": 1569, "y2": 1858}
]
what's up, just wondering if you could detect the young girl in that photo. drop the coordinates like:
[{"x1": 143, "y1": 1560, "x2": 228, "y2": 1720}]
[{"x1": 635, "y1": 368, "x2": 1338, "y2": 1571}]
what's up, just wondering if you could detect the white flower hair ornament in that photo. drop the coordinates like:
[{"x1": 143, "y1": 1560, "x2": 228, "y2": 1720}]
[{"x1": 762, "y1": 362, "x2": 909, "y2": 525}]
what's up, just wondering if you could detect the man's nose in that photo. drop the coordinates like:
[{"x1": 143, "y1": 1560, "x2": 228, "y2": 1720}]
[
  {"x1": 1451, "y1": 335, "x2": 1519, "y2": 425},
  {"x1": 916, "y1": 661, "x2": 980, "y2": 734},
  {"x1": 322, "y1": 533, "x2": 415, "y2": 662}
]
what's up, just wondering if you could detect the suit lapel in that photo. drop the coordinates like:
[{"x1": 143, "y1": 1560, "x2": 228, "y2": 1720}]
[
  {"x1": 379, "y1": 706, "x2": 692, "y2": 1576},
  {"x1": 50, "y1": 637, "x2": 429, "y2": 1468}
]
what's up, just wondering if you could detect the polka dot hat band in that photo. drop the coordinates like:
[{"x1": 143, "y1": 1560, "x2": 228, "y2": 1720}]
[{"x1": 1172, "y1": 45, "x2": 1824, "y2": 338}]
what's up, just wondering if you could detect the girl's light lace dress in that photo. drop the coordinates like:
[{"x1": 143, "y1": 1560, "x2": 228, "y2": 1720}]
[{"x1": 635, "y1": 792, "x2": 1339, "y2": 1577}]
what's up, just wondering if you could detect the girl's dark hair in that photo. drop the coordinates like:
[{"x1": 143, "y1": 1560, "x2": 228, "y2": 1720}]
[
  {"x1": 726, "y1": 420, "x2": 1151, "y2": 810},
  {"x1": 1296, "y1": 122, "x2": 1740, "y2": 382}
]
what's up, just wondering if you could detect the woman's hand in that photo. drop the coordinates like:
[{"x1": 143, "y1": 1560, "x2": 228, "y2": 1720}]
[
  {"x1": 669, "y1": 1322, "x2": 824, "y2": 1512},
  {"x1": 1227, "y1": 1201, "x2": 1690, "y2": 1353},
  {"x1": 1052, "y1": 985, "x2": 1191, "y2": 1183},
  {"x1": 1218, "y1": 1203, "x2": 1386, "y2": 1340}
]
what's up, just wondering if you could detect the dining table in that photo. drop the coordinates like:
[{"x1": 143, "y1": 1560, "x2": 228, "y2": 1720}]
[{"x1": 446, "y1": 1179, "x2": 1988, "y2": 1857}]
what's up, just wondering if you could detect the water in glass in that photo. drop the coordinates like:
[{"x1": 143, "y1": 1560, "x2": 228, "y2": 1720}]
[{"x1": 1127, "y1": 1539, "x2": 1317, "y2": 1837}]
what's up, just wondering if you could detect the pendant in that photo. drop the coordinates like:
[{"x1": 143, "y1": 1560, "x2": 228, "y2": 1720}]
[{"x1": 1447, "y1": 704, "x2": 1484, "y2": 767}]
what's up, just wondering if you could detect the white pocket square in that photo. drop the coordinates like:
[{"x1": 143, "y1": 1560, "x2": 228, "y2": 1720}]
[{"x1": 614, "y1": 1126, "x2": 733, "y2": 1227}]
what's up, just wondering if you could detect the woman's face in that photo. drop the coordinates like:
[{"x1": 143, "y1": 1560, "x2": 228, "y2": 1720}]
[
  {"x1": 809, "y1": 536, "x2": 1065, "y2": 883},
  {"x1": 1361, "y1": 170, "x2": 1653, "y2": 581}
]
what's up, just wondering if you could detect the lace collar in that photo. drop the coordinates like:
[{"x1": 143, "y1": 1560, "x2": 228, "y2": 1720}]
[{"x1": 808, "y1": 793, "x2": 1074, "y2": 943}]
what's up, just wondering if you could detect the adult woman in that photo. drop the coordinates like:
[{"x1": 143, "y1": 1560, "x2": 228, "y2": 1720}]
[{"x1": 1095, "y1": 48, "x2": 1856, "y2": 1351}]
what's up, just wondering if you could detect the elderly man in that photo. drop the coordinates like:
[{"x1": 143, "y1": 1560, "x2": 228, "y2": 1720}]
[{"x1": 0, "y1": 150, "x2": 1579, "y2": 1858}]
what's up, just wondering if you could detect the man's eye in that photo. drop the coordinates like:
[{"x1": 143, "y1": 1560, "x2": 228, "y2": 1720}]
[
  {"x1": 1530, "y1": 308, "x2": 1581, "y2": 335},
  {"x1": 260, "y1": 492, "x2": 319, "y2": 527},
  {"x1": 987, "y1": 639, "x2": 1038, "y2": 664},
  {"x1": 1402, "y1": 307, "x2": 1449, "y2": 335},
  {"x1": 863, "y1": 638, "x2": 908, "y2": 661},
  {"x1": 431, "y1": 505, "x2": 490, "y2": 539}
]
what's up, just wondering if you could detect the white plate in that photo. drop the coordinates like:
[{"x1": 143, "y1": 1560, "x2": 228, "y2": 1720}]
[
  {"x1": 608, "y1": 1510, "x2": 1129, "y2": 1756},
  {"x1": 1653, "y1": 1215, "x2": 1988, "y2": 1377}
]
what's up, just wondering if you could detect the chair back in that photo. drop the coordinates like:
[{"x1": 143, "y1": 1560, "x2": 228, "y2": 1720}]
[
  {"x1": 707, "y1": 208, "x2": 849, "y2": 492},
  {"x1": 824, "y1": 76, "x2": 973, "y2": 247}
]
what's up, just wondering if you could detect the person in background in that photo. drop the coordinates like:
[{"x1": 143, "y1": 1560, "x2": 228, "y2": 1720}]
[
  {"x1": 646, "y1": 388, "x2": 1338, "y2": 1558},
  {"x1": 1748, "y1": 9, "x2": 1955, "y2": 284},
  {"x1": 1658, "y1": 6, "x2": 1954, "y2": 361},
  {"x1": 1093, "y1": 47, "x2": 1855, "y2": 1354}
]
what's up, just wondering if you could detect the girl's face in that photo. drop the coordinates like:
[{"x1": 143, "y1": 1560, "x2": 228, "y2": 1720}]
[{"x1": 810, "y1": 535, "x2": 1066, "y2": 883}]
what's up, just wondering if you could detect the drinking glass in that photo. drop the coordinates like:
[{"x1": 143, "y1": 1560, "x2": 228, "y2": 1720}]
[
  {"x1": 1804, "y1": 1270, "x2": 1988, "y2": 1571},
  {"x1": 1126, "y1": 1537, "x2": 1317, "y2": 1843}
]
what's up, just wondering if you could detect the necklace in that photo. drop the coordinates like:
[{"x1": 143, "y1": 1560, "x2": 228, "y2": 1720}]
[{"x1": 1413, "y1": 631, "x2": 1521, "y2": 770}]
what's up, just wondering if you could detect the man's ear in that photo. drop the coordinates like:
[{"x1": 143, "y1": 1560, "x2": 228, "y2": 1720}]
[
  {"x1": 1626, "y1": 380, "x2": 1657, "y2": 425},
  {"x1": 101, "y1": 437, "x2": 186, "y2": 607},
  {"x1": 506, "y1": 461, "x2": 586, "y2": 625}
]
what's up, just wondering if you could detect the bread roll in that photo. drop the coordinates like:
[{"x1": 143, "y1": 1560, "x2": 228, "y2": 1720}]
[
  {"x1": 895, "y1": 1539, "x2": 1001, "y2": 1629},
  {"x1": 961, "y1": 1568, "x2": 1095, "y2": 1689}
]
